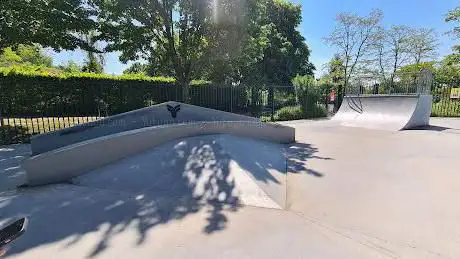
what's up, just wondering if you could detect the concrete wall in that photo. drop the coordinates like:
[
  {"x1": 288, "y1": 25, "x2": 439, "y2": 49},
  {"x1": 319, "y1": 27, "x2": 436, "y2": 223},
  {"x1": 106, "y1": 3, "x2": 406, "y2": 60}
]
[
  {"x1": 24, "y1": 121, "x2": 295, "y2": 186},
  {"x1": 31, "y1": 101, "x2": 258, "y2": 155}
]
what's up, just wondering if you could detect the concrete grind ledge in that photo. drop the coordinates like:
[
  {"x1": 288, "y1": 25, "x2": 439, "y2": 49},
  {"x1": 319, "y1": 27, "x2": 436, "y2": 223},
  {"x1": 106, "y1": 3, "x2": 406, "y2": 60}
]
[{"x1": 23, "y1": 121, "x2": 295, "y2": 186}]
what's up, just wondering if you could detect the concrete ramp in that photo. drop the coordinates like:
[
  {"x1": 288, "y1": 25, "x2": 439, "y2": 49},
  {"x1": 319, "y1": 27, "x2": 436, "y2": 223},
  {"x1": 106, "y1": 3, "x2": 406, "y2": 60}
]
[
  {"x1": 73, "y1": 134, "x2": 287, "y2": 209},
  {"x1": 31, "y1": 101, "x2": 258, "y2": 155},
  {"x1": 23, "y1": 121, "x2": 294, "y2": 186},
  {"x1": 332, "y1": 95, "x2": 432, "y2": 130}
]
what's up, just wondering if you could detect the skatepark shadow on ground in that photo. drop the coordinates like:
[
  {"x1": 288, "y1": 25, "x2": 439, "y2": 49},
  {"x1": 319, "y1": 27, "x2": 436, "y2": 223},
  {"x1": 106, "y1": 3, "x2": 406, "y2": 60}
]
[
  {"x1": 407, "y1": 125, "x2": 460, "y2": 132},
  {"x1": 0, "y1": 135, "x2": 303, "y2": 258},
  {"x1": 286, "y1": 142, "x2": 333, "y2": 178},
  {"x1": 0, "y1": 145, "x2": 30, "y2": 191}
]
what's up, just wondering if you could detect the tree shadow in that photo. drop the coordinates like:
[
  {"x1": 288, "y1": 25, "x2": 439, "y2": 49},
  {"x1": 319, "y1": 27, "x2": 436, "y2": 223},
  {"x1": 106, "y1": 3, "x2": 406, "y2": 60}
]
[
  {"x1": 0, "y1": 135, "x2": 288, "y2": 258},
  {"x1": 0, "y1": 144, "x2": 30, "y2": 191},
  {"x1": 285, "y1": 142, "x2": 333, "y2": 178}
]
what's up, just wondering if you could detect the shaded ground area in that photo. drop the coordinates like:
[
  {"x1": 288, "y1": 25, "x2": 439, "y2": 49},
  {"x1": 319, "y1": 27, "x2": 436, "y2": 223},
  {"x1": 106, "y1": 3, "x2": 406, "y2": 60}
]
[
  {"x1": 0, "y1": 145, "x2": 30, "y2": 190},
  {"x1": 1, "y1": 118, "x2": 460, "y2": 258}
]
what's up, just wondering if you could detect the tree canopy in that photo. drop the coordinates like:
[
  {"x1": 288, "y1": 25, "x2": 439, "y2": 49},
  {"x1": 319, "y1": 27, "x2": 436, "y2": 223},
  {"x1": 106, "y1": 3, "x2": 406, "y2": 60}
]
[
  {"x1": 96, "y1": 0, "x2": 217, "y2": 100},
  {"x1": 0, "y1": 44, "x2": 52, "y2": 67},
  {"x1": 0, "y1": 0, "x2": 98, "y2": 52},
  {"x1": 97, "y1": 0, "x2": 314, "y2": 90},
  {"x1": 446, "y1": 6, "x2": 460, "y2": 52},
  {"x1": 324, "y1": 9, "x2": 383, "y2": 88}
]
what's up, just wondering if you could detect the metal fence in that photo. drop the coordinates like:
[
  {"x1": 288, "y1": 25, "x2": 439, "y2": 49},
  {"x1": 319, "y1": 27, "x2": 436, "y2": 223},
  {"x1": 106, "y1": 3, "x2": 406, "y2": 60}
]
[
  {"x1": 431, "y1": 80, "x2": 460, "y2": 117},
  {"x1": 2, "y1": 72, "x2": 458, "y2": 145},
  {"x1": 0, "y1": 84, "x2": 329, "y2": 144},
  {"x1": 345, "y1": 70, "x2": 433, "y2": 96}
]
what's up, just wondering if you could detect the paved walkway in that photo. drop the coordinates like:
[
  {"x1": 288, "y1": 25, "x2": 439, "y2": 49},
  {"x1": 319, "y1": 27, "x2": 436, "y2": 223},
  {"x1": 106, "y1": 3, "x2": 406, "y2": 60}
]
[{"x1": 1, "y1": 118, "x2": 460, "y2": 259}]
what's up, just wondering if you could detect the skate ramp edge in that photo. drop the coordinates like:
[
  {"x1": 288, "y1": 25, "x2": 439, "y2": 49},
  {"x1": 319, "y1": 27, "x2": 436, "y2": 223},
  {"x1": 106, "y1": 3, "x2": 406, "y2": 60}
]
[
  {"x1": 30, "y1": 101, "x2": 258, "y2": 155},
  {"x1": 333, "y1": 95, "x2": 432, "y2": 130},
  {"x1": 23, "y1": 121, "x2": 295, "y2": 186},
  {"x1": 403, "y1": 95, "x2": 432, "y2": 129}
]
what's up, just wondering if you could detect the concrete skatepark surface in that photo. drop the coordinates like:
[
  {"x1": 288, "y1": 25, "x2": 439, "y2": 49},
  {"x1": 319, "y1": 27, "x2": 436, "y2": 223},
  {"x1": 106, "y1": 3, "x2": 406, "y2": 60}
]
[
  {"x1": 333, "y1": 95, "x2": 432, "y2": 130},
  {"x1": 1, "y1": 117, "x2": 460, "y2": 258},
  {"x1": 73, "y1": 134, "x2": 288, "y2": 209}
]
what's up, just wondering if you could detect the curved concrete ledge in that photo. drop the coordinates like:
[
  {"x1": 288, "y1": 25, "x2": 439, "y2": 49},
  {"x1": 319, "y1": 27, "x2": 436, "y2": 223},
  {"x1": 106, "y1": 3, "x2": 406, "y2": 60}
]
[
  {"x1": 31, "y1": 101, "x2": 258, "y2": 155},
  {"x1": 24, "y1": 121, "x2": 295, "y2": 186}
]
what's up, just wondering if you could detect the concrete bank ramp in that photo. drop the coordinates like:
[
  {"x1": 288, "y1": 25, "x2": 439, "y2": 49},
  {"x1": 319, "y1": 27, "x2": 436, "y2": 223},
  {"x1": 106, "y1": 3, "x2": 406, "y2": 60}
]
[
  {"x1": 73, "y1": 134, "x2": 287, "y2": 209},
  {"x1": 23, "y1": 121, "x2": 294, "y2": 187},
  {"x1": 332, "y1": 95, "x2": 432, "y2": 131},
  {"x1": 31, "y1": 101, "x2": 258, "y2": 155}
]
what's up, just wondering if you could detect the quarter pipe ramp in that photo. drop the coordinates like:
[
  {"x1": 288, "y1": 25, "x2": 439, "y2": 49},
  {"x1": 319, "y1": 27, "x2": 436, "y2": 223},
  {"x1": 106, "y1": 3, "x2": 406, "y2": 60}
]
[{"x1": 332, "y1": 95, "x2": 432, "y2": 130}]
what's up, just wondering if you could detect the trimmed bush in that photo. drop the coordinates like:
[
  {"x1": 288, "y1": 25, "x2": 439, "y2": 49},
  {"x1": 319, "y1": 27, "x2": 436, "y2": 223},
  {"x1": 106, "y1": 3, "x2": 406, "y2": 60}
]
[
  {"x1": 0, "y1": 125, "x2": 31, "y2": 144},
  {"x1": 0, "y1": 70, "x2": 252, "y2": 117},
  {"x1": 273, "y1": 103, "x2": 328, "y2": 121},
  {"x1": 306, "y1": 103, "x2": 328, "y2": 118},
  {"x1": 274, "y1": 106, "x2": 304, "y2": 121},
  {"x1": 292, "y1": 75, "x2": 322, "y2": 113}
]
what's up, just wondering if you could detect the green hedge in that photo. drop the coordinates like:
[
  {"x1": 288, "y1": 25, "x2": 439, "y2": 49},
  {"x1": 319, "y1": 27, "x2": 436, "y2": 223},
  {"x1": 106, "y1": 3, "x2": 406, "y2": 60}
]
[
  {"x1": 0, "y1": 72, "x2": 254, "y2": 117},
  {"x1": 431, "y1": 101, "x2": 460, "y2": 117},
  {"x1": 0, "y1": 125, "x2": 31, "y2": 144},
  {"x1": 272, "y1": 104, "x2": 328, "y2": 121},
  {"x1": 274, "y1": 106, "x2": 304, "y2": 121}
]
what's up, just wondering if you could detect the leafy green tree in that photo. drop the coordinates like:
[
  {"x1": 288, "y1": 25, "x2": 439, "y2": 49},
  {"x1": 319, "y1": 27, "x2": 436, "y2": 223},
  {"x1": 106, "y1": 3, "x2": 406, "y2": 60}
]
[
  {"x1": 0, "y1": 0, "x2": 98, "y2": 51},
  {"x1": 204, "y1": 0, "x2": 314, "y2": 85},
  {"x1": 375, "y1": 25, "x2": 412, "y2": 85},
  {"x1": 324, "y1": 9, "x2": 383, "y2": 90},
  {"x1": 436, "y1": 53, "x2": 460, "y2": 81},
  {"x1": 58, "y1": 60, "x2": 82, "y2": 73},
  {"x1": 292, "y1": 75, "x2": 320, "y2": 111},
  {"x1": 123, "y1": 62, "x2": 148, "y2": 75},
  {"x1": 82, "y1": 55, "x2": 104, "y2": 74},
  {"x1": 0, "y1": 44, "x2": 52, "y2": 67},
  {"x1": 319, "y1": 54, "x2": 345, "y2": 84},
  {"x1": 244, "y1": 0, "x2": 314, "y2": 85},
  {"x1": 0, "y1": 48, "x2": 21, "y2": 66},
  {"x1": 97, "y1": 0, "x2": 219, "y2": 101},
  {"x1": 123, "y1": 60, "x2": 173, "y2": 77},
  {"x1": 328, "y1": 54, "x2": 345, "y2": 84},
  {"x1": 407, "y1": 28, "x2": 438, "y2": 64},
  {"x1": 81, "y1": 31, "x2": 104, "y2": 74},
  {"x1": 397, "y1": 62, "x2": 436, "y2": 74},
  {"x1": 446, "y1": 6, "x2": 460, "y2": 52}
]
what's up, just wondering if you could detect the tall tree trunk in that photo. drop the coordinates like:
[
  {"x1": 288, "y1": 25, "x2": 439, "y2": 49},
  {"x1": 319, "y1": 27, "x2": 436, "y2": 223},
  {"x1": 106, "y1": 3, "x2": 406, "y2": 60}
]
[{"x1": 182, "y1": 82, "x2": 190, "y2": 103}]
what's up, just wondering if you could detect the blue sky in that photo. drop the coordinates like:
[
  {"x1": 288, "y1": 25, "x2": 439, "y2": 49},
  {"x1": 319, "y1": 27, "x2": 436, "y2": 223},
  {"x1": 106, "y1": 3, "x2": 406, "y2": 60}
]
[{"x1": 48, "y1": 0, "x2": 459, "y2": 76}]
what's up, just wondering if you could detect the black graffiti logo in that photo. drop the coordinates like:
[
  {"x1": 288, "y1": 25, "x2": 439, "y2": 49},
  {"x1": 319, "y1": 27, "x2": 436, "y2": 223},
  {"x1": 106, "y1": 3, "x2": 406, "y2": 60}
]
[{"x1": 166, "y1": 104, "x2": 181, "y2": 118}]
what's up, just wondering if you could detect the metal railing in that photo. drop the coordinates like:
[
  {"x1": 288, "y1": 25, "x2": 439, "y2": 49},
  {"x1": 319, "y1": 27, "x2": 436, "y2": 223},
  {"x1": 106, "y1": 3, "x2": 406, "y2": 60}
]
[
  {"x1": 345, "y1": 70, "x2": 433, "y2": 96},
  {"x1": 0, "y1": 84, "x2": 329, "y2": 144}
]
